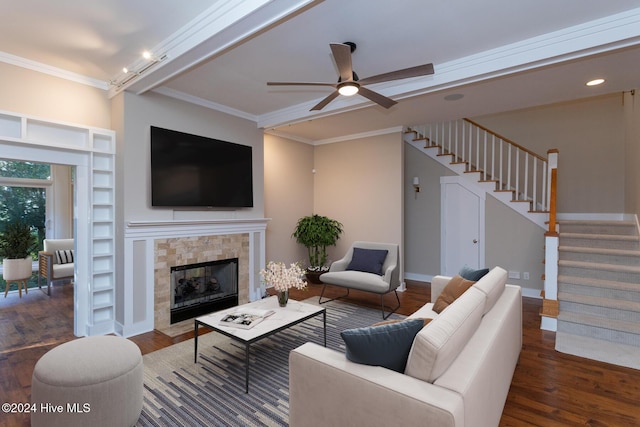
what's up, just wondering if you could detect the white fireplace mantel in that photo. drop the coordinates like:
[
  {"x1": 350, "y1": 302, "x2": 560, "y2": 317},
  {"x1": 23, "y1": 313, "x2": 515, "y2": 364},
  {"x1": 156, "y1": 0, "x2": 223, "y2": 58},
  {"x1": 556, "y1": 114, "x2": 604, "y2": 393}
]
[{"x1": 118, "y1": 218, "x2": 269, "y2": 337}]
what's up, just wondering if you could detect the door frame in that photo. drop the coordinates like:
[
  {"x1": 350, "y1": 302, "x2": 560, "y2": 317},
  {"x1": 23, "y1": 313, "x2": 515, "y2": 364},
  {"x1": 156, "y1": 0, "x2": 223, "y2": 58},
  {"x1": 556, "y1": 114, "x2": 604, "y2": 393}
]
[{"x1": 440, "y1": 176, "x2": 486, "y2": 276}]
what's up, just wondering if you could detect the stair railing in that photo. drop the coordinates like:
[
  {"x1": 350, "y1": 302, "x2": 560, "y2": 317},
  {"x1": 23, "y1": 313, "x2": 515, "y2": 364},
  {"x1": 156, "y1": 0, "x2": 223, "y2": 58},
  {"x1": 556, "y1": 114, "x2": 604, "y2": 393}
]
[{"x1": 411, "y1": 118, "x2": 556, "y2": 217}]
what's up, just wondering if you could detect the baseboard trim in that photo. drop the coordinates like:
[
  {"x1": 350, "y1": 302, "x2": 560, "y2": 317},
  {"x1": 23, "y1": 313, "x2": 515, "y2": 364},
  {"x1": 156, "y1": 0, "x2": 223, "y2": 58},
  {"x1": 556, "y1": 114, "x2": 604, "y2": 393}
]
[{"x1": 404, "y1": 272, "x2": 434, "y2": 283}]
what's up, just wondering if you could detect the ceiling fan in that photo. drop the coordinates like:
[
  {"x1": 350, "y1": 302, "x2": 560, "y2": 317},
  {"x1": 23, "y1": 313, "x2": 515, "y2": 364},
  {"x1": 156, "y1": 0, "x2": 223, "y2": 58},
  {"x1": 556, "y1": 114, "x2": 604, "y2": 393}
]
[{"x1": 267, "y1": 42, "x2": 434, "y2": 111}]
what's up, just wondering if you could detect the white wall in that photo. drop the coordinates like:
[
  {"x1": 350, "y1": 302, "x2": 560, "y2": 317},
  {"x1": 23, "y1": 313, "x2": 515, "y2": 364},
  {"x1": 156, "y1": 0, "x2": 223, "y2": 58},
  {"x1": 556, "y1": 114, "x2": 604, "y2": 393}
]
[
  {"x1": 263, "y1": 133, "x2": 314, "y2": 265},
  {"x1": 0, "y1": 62, "x2": 110, "y2": 128},
  {"x1": 313, "y1": 132, "x2": 403, "y2": 271}
]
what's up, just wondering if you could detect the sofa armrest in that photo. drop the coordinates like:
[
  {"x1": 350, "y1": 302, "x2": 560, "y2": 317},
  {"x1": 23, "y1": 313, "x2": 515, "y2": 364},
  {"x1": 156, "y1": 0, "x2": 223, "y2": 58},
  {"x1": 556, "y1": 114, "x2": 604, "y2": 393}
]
[
  {"x1": 289, "y1": 343, "x2": 464, "y2": 427},
  {"x1": 430, "y1": 275, "x2": 452, "y2": 303}
]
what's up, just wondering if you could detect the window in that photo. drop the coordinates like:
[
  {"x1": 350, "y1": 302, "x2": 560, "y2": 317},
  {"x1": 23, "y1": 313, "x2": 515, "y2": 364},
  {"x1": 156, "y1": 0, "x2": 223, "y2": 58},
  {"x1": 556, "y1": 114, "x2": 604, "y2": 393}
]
[{"x1": 0, "y1": 160, "x2": 51, "y2": 253}]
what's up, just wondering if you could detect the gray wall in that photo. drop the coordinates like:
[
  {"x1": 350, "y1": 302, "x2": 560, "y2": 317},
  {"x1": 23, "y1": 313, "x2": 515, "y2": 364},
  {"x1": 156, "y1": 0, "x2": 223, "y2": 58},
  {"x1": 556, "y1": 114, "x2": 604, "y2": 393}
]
[
  {"x1": 474, "y1": 94, "x2": 625, "y2": 214},
  {"x1": 403, "y1": 143, "x2": 455, "y2": 278}
]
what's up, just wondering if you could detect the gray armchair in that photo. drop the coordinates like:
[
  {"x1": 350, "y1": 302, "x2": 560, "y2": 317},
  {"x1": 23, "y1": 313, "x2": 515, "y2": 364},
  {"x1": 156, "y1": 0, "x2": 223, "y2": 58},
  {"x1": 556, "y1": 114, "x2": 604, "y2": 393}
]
[{"x1": 319, "y1": 241, "x2": 400, "y2": 318}]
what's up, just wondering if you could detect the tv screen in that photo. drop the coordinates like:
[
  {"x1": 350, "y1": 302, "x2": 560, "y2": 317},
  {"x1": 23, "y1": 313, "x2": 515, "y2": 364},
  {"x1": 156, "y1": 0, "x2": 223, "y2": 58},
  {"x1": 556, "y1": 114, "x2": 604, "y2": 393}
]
[{"x1": 150, "y1": 126, "x2": 253, "y2": 208}]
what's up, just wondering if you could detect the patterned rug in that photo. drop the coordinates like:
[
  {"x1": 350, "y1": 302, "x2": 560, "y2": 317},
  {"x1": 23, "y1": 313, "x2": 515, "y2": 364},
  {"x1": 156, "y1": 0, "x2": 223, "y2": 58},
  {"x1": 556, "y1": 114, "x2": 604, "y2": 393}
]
[{"x1": 137, "y1": 298, "x2": 404, "y2": 427}]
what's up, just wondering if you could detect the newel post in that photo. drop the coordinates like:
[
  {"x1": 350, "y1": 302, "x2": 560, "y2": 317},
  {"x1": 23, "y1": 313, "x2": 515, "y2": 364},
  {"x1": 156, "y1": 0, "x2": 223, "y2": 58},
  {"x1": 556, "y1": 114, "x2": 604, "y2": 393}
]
[{"x1": 541, "y1": 148, "x2": 559, "y2": 331}]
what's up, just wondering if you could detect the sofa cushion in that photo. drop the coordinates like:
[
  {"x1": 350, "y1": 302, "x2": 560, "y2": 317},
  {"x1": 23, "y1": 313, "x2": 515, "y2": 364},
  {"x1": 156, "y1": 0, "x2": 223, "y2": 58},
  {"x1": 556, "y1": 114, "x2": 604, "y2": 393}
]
[
  {"x1": 472, "y1": 266, "x2": 507, "y2": 315},
  {"x1": 346, "y1": 247, "x2": 388, "y2": 275},
  {"x1": 432, "y1": 275, "x2": 476, "y2": 314},
  {"x1": 459, "y1": 265, "x2": 489, "y2": 281},
  {"x1": 405, "y1": 287, "x2": 486, "y2": 383},
  {"x1": 55, "y1": 249, "x2": 74, "y2": 265},
  {"x1": 319, "y1": 270, "x2": 390, "y2": 293},
  {"x1": 341, "y1": 318, "x2": 425, "y2": 372}
]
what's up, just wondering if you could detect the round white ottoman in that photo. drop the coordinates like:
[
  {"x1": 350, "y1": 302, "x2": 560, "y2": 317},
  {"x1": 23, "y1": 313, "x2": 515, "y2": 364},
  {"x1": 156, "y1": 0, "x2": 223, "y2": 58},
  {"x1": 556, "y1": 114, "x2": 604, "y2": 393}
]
[{"x1": 31, "y1": 336, "x2": 143, "y2": 427}]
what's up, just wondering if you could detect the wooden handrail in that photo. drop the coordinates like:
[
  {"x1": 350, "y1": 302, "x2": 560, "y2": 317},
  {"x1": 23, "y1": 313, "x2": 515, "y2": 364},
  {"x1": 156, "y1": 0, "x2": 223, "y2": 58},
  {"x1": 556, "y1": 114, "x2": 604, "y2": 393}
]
[{"x1": 464, "y1": 118, "x2": 547, "y2": 162}]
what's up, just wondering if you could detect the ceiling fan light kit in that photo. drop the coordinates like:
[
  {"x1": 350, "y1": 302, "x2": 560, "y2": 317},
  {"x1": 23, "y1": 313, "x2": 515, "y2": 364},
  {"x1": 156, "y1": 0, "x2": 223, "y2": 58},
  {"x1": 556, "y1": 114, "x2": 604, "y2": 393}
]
[
  {"x1": 337, "y1": 82, "x2": 359, "y2": 96},
  {"x1": 267, "y1": 42, "x2": 434, "y2": 111}
]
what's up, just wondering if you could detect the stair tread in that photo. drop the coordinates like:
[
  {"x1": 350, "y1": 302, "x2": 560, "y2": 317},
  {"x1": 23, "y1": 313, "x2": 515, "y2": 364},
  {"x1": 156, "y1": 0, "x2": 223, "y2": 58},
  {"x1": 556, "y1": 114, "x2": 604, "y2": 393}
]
[
  {"x1": 559, "y1": 245, "x2": 640, "y2": 257},
  {"x1": 558, "y1": 291, "x2": 640, "y2": 312},
  {"x1": 558, "y1": 259, "x2": 640, "y2": 273},
  {"x1": 559, "y1": 220, "x2": 637, "y2": 226},
  {"x1": 561, "y1": 232, "x2": 639, "y2": 241},
  {"x1": 558, "y1": 311, "x2": 640, "y2": 333},
  {"x1": 558, "y1": 274, "x2": 640, "y2": 292}
]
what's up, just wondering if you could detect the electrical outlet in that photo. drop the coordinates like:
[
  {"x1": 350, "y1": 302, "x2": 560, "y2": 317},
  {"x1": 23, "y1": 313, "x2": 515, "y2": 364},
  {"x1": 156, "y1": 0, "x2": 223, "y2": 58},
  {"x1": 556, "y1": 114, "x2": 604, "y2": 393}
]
[
  {"x1": 508, "y1": 271, "x2": 521, "y2": 279},
  {"x1": 523, "y1": 272, "x2": 530, "y2": 280}
]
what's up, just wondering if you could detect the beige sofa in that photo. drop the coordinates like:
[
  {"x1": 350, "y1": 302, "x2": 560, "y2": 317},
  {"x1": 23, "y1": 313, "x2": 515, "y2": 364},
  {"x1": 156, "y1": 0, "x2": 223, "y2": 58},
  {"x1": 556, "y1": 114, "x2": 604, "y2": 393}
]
[{"x1": 289, "y1": 266, "x2": 522, "y2": 427}]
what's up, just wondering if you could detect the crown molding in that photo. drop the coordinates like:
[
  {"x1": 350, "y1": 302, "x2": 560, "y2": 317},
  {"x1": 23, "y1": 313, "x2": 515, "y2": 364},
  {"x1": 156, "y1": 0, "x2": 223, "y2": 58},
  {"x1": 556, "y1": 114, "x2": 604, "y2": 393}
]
[
  {"x1": 153, "y1": 87, "x2": 257, "y2": 122},
  {"x1": 0, "y1": 51, "x2": 107, "y2": 90},
  {"x1": 263, "y1": 129, "x2": 314, "y2": 145},
  {"x1": 313, "y1": 126, "x2": 404, "y2": 146}
]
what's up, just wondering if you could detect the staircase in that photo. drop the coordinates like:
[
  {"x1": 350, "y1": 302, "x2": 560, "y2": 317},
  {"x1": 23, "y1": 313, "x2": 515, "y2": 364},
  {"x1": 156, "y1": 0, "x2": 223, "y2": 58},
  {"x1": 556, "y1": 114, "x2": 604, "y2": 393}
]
[
  {"x1": 555, "y1": 219, "x2": 640, "y2": 368},
  {"x1": 404, "y1": 119, "x2": 554, "y2": 229}
]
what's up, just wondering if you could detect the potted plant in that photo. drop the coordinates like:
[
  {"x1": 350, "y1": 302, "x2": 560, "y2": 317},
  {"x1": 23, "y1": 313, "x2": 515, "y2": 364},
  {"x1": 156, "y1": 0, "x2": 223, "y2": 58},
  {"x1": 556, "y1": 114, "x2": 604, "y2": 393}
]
[
  {"x1": 292, "y1": 214, "x2": 343, "y2": 283},
  {"x1": 0, "y1": 221, "x2": 36, "y2": 282}
]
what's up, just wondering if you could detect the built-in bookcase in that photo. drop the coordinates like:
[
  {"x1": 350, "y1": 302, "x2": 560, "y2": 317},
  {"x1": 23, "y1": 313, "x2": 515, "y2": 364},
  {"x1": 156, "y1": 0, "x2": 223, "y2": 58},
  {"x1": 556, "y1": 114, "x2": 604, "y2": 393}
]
[{"x1": 0, "y1": 110, "x2": 116, "y2": 336}]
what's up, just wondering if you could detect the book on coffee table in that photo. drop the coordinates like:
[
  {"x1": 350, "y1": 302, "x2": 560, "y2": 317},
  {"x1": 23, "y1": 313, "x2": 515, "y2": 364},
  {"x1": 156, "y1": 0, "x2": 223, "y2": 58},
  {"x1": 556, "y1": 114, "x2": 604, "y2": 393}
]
[{"x1": 219, "y1": 307, "x2": 275, "y2": 329}]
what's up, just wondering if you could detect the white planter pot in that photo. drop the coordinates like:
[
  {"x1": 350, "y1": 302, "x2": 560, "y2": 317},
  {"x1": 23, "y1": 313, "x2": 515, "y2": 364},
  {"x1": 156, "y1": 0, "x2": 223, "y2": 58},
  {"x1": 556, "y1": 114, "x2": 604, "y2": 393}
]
[{"x1": 2, "y1": 257, "x2": 33, "y2": 281}]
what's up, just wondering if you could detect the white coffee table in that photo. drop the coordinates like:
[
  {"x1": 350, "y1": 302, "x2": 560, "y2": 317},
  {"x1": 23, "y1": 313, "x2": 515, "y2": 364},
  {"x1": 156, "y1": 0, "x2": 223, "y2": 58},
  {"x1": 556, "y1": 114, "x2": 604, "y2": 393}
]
[{"x1": 194, "y1": 296, "x2": 326, "y2": 393}]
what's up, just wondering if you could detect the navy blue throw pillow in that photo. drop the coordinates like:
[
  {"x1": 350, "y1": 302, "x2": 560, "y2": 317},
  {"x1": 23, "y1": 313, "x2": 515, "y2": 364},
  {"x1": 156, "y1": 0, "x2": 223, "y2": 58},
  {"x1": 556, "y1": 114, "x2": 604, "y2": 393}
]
[
  {"x1": 346, "y1": 247, "x2": 388, "y2": 275},
  {"x1": 341, "y1": 318, "x2": 425, "y2": 372},
  {"x1": 459, "y1": 265, "x2": 489, "y2": 281}
]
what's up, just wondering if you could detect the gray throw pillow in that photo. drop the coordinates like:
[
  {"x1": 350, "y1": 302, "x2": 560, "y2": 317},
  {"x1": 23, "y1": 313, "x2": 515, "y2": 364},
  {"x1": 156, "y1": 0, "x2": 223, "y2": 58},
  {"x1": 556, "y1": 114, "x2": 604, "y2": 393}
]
[
  {"x1": 346, "y1": 247, "x2": 388, "y2": 275},
  {"x1": 459, "y1": 265, "x2": 489, "y2": 281},
  {"x1": 341, "y1": 318, "x2": 425, "y2": 372}
]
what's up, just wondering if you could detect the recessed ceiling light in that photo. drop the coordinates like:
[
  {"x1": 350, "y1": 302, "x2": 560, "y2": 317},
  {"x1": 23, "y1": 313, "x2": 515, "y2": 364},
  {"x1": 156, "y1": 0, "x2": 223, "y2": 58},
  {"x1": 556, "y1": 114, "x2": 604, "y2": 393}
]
[
  {"x1": 142, "y1": 51, "x2": 152, "y2": 60},
  {"x1": 586, "y1": 78, "x2": 605, "y2": 86},
  {"x1": 444, "y1": 93, "x2": 464, "y2": 101}
]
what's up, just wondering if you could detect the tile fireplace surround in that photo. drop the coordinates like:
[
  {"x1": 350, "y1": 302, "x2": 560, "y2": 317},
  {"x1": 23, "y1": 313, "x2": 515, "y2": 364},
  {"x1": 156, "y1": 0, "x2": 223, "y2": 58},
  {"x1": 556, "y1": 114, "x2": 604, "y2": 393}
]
[{"x1": 120, "y1": 219, "x2": 268, "y2": 337}]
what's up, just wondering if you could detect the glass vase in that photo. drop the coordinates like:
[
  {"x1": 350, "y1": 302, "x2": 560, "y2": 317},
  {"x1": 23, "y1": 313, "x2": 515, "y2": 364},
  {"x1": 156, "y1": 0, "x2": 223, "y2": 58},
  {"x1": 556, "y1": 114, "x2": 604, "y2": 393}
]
[{"x1": 277, "y1": 290, "x2": 289, "y2": 307}]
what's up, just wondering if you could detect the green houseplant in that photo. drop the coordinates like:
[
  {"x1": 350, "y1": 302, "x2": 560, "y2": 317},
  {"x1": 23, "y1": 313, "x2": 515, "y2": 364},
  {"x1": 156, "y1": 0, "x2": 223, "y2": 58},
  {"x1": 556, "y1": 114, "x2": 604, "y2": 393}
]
[
  {"x1": 0, "y1": 221, "x2": 37, "y2": 282},
  {"x1": 292, "y1": 214, "x2": 343, "y2": 283}
]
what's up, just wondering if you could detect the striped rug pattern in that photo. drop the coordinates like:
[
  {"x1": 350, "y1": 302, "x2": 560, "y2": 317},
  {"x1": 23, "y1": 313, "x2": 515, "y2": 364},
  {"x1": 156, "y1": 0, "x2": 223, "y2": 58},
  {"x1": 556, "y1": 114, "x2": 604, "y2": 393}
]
[{"x1": 137, "y1": 298, "x2": 404, "y2": 426}]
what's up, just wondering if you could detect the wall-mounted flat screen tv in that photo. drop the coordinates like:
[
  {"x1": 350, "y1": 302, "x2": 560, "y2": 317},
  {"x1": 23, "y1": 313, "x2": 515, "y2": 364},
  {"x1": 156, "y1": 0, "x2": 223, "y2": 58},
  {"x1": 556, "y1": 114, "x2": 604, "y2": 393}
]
[{"x1": 150, "y1": 126, "x2": 253, "y2": 208}]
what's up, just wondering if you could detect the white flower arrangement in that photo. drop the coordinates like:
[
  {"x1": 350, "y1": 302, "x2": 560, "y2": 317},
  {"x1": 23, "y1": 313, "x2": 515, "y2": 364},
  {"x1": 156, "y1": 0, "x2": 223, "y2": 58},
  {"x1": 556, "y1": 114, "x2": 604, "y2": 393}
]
[{"x1": 260, "y1": 261, "x2": 307, "y2": 292}]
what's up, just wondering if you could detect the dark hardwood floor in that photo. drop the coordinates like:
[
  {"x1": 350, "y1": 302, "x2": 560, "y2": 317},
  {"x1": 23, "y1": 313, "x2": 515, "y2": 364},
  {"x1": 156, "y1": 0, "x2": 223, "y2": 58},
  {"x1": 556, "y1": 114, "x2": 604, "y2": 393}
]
[{"x1": 1, "y1": 281, "x2": 639, "y2": 427}]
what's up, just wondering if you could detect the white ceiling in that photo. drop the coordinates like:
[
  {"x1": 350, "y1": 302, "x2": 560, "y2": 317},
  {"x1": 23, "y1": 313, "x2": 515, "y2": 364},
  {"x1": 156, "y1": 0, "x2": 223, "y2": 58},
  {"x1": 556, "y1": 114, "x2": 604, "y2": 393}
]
[{"x1": 2, "y1": 0, "x2": 640, "y2": 142}]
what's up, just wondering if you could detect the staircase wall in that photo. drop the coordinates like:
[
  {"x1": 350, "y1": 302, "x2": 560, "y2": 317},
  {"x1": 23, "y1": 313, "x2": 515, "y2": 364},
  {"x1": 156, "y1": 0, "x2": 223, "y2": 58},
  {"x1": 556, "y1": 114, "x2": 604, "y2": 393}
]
[
  {"x1": 472, "y1": 94, "x2": 625, "y2": 214},
  {"x1": 403, "y1": 143, "x2": 545, "y2": 297}
]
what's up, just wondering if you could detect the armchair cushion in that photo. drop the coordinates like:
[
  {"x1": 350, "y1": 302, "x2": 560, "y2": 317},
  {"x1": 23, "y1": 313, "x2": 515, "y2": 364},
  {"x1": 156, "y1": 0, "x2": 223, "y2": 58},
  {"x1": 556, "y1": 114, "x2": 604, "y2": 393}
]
[
  {"x1": 341, "y1": 318, "x2": 426, "y2": 372},
  {"x1": 346, "y1": 247, "x2": 388, "y2": 275},
  {"x1": 55, "y1": 249, "x2": 74, "y2": 265}
]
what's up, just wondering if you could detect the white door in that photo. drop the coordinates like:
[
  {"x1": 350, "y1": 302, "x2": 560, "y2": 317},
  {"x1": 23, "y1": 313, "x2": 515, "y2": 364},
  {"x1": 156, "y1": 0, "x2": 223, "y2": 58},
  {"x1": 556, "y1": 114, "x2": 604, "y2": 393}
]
[{"x1": 441, "y1": 177, "x2": 484, "y2": 276}]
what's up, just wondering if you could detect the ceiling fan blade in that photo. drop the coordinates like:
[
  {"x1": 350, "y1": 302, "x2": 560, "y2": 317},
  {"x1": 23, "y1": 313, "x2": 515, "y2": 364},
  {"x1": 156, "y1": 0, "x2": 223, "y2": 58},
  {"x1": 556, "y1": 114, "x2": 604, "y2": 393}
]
[
  {"x1": 357, "y1": 86, "x2": 397, "y2": 109},
  {"x1": 310, "y1": 90, "x2": 340, "y2": 111},
  {"x1": 358, "y1": 63, "x2": 434, "y2": 86},
  {"x1": 330, "y1": 43, "x2": 353, "y2": 82},
  {"x1": 267, "y1": 81, "x2": 337, "y2": 87}
]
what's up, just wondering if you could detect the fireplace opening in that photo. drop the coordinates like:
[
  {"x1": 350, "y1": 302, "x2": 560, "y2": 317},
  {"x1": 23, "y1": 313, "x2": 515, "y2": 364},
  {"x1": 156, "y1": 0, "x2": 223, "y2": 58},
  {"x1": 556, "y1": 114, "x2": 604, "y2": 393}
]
[{"x1": 170, "y1": 258, "x2": 239, "y2": 324}]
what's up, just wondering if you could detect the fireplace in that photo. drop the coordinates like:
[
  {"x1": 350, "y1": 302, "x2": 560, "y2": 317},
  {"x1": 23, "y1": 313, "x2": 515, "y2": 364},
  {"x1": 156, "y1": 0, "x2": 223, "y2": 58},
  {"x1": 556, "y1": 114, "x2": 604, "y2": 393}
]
[{"x1": 170, "y1": 258, "x2": 239, "y2": 324}]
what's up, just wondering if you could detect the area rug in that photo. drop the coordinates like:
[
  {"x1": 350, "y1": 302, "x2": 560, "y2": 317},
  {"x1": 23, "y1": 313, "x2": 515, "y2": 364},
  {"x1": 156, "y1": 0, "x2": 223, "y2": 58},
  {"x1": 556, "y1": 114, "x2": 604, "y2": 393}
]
[{"x1": 137, "y1": 298, "x2": 404, "y2": 427}]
